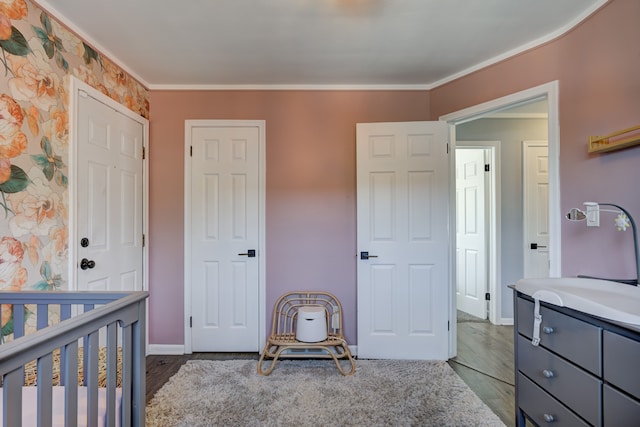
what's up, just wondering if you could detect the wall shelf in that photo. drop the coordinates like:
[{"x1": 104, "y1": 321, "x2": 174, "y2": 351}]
[{"x1": 588, "y1": 124, "x2": 640, "y2": 153}]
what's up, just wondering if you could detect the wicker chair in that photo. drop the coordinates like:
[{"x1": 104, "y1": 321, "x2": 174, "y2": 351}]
[{"x1": 257, "y1": 291, "x2": 356, "y2": 376}]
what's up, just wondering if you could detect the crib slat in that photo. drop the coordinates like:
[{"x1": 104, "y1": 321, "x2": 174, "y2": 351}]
[
  {"x1": 36, "y1": 304, "x2": 49, "y2": 330},
  {"x1": 105, "y1": 322, "x2": 117, "y2": 427},
  {"x1": 3, "y1": 369, "x2": 22, "y2": 427},
  {"x1": 60, "y1": 304, "x2": 72, "y2": 321},
  {"x1": 63, "y1": 341, "x2": 78, "y2": 427},
  {"x1": 86, "y1": 331, "x2": 99, "y2": 427},
  {"x1": 132, "y1": 302, "x2": 146, "y2": 427},
  {"x1": 37, "y1": 353, "x2": 53, "y2": 427},
  {"x1": 13, "y1": 304, "x2": 24, "y2": 339},
  {"x1": 121, "y1": 325, "x2": 132, "y2": 425}
]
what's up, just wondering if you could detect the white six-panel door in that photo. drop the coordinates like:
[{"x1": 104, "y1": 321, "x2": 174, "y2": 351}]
[
  {"x1": 76, "y1": 90, "x2": 144, "y2": 292},
  {"x1": 356, "y1": 121, "x2": 450, "y2": 360},
  {"x1": 523, "y1": 141, "x2": 549, "y2": 279},
  {"x1": 188, "y1": 122, "x2": 263, "y2": 352},
  {"x1": 455, "y1": 148, "x2": 487, "y2": 319}
]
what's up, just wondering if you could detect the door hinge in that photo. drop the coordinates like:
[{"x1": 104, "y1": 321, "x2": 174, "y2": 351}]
[
  {"x1": 446, "y1": 143, "x2": 449, "y2": 154},
  {"x1": 142, "y1": 234, "x2": 145, "y2": 247},
  {"x1": 447, "y1": 320, "x2": 450, "y2": 331},
  {"x1": 190, "y1": 316, "x2": 193, "y2": 328},
  {"x1": 142, "y1": 146, "x2": 146, "y2": 160},
  {"x1": 485, "y1": 292, "x2": 491, "y2": 301},
  {"x1": 485, "y1": 164, "x2": 490, "y2": 172},
  {"x1": 190, "y1": 146, "x2": 193, "y2": 157}
]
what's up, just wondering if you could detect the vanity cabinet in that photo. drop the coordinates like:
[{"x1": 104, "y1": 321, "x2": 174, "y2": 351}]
[{"x1": 514, "y1": 292, "x2": 640, "y2": 426}]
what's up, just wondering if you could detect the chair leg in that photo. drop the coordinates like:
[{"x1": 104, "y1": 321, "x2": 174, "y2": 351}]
[
  {"x1": 332, "y1": 346, "x2": 356, "y2": 376},
  {"x1": 256, "y1": 353, "x2": 277, "y2": 376},
  {"x1": 257, "y1": 345, "x2": 288, "y2": 376}
]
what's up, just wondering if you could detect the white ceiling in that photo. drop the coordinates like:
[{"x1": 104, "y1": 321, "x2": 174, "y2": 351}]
[{"x1": 38, "y1": 0, "x2": 606, "y2": 89}]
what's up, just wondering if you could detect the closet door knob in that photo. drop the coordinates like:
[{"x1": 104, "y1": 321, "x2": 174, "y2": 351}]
[{"x1": 543, "y1": 326, "x2": 555, "y2": 334}]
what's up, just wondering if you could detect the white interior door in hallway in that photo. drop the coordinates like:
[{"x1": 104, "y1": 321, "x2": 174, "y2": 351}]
[
  {"x1": 455, "y1": 148, "x2": 487, "y2": 319},
  {"x1": 74, "y1": 81, "x2": 146, "y2": 292},
  {"x1": 523, "y1": 141, "x2": 549, "y2": 279},
  {"x1": 186, "y1": 121, "x2": 265, "y2": 352},
  {"x1": 356, "y1": 121, "x2": 450, "y2": 360}
]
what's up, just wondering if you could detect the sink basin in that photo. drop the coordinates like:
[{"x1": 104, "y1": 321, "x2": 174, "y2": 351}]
[{"x1": 515, "y1": 277, "x2": 640, "y2": 325}]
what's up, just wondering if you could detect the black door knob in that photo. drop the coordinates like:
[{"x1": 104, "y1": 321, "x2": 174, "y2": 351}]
[{"x1": 80, "y1": 258, "x2": 96, "y2": 270}]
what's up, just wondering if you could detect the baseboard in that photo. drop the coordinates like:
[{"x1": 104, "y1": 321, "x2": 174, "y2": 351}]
[
  {"x1": 147, "y1": 344, "x2": 185, "y2": 355},
  {"x1": 349, "y1": 345, "x2": 357, "y2": 356},
  {"x1": 500, "y1": 317, "x2": 514, "y2": 326},
  {"x1": 147, "y1": 343, "x2": 355, "y2": 356}
]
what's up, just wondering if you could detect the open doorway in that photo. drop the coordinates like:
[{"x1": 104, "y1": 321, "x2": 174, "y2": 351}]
[{"x1": 442, "y1": 81, "x2": 561, "y2": 360}]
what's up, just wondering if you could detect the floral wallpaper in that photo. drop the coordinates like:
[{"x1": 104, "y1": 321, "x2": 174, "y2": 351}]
[{"x1": 0, "y1": 0, "x2": 149, "y2": 337}]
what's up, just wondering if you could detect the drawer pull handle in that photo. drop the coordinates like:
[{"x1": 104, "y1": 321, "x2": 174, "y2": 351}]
[
  {"x1": 542, "y1": 369, "x2": 555, "y2": 378},
  {"x1": 543, "y1": 413, "x2": 555, "y2": 423},
  {"x1": 543, "y1": 326, "x2": 555, "y2": 334}
]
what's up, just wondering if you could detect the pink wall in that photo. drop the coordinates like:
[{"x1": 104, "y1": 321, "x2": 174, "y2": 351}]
[
  {"x1": 148, "y1": 90, "x2": 430, "y2": 345},
  {"x1": 430, "y1": 0, "x2": 640, "y2": 282},
  {"x1": 149, "y1": 0, "x2": 640, "y2": 347}
]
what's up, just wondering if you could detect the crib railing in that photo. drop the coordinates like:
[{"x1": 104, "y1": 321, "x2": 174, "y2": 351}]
[{"x1": 0, "y1": 291, "x2": 148, "y2": 427}]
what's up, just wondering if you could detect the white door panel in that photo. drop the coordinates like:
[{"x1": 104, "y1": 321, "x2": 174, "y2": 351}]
[
  {"x1": 523, "y1": 141, "x2": 549, "y2": 278},
  {"x1": 189, "y1": 123, "x2": 262, "y2": 352},
  {"x1": 357, "y1": 121, "x2": 449, "y2": 360},
  {"x1": 455, "y1": 148, "x2": 487, "y2": 319},
  {"x1": 77, "y1": 92, "x2": 144, "y2": 292}
]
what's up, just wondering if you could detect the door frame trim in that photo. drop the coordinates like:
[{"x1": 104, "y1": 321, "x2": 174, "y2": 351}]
[
  {"x1": 456, "y1": 142, "x2": 501, "y2": 325},
  {"x1": 68, "y1": 76, "x2": 150, "y2": 294},
  {"x1": 441, "y1": 80, "x2": 560, "y2": 357},
  {"x1": 183, "y1": 119, "x2": 266, "y2": 354}
]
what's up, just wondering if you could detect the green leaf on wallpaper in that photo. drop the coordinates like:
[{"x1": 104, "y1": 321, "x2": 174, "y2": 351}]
[
  {"x1": 37, "y1": 261, "x2": 63, "y2": 290},
  {"x1": 42, "y1": 163, "x2": 54, "y2": 181},
  {"x1": 1, "y1": 306, "x2": 31, "y2": 339},
  {"x1": 40, "y1": 13, "x2": 65, "y2": 52},
  {"x1": 33, "y1": 137, "x2": 66, "y2": 183},
  {"x1": 32, "y1": 153, "x2": 48, "y2": 168},
  {"x1": 40, "y1": 260, "x2": 52, "y2": 280},
  {"x1": 41, "y1": 135, "x2": 53, "y2": 157},
  {"x1": 0, "y1": 26, "x2": 31, "y2": 57},
  {"x1": 1, "y1": 316, "x2": 13, "y2": 338},
  {"x1": 55, "y1": 52, "x2": 69, "y2": 71},
  {"x1": 0, "y1": 165, "x2": 30, "y2": 193},
  {"x1": 83, "y1": 42, "x2": 102, "y2": 67},
  {"x1": 55, "y1": 171, "x2": 68, "y2": 187},
  {"x1": 40, "y1": 12, "x2": 53, "y2": 37},
  {"x1": 32, "y1": 26, "x2": 54, "y2": 59}
]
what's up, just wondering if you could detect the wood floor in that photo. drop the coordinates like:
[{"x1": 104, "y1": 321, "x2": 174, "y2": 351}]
[
  {"x1": 146, "y1": 316, "x2": 515, "y2": 425},
  {"x1": 448, "y1": 313, "x2": 515, "y2": 426}
]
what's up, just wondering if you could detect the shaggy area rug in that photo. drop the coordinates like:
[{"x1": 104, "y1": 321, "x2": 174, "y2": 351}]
[{"x1": 146, "y1": 359, "x2": 505, "y2": 426}]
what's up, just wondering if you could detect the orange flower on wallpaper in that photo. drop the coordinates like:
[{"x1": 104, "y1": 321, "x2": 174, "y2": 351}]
[
  {"x1": 0, "y1": 0, "x2": 28, "y2": 20},
  {"x1": 8, "y1": 167, "x2": 61, "y2": 237},
  {"x1": 0, "y1": 93, "x2": 27, "y2": 159},
  {"x1": 0, "y1": 235, "x2": 28, "y2": 333},
  {"x1": 0, "y1": 236, "x2": 27, "y2": 290},
  {"x1": 102, "y1": 58, "x2": 128, "y2": 99},
  {"x1": 0, "y1": 0, "x2": 28, "y2": 47},
  {"x1": 8, "y1": 54, "x2": 59, "y2": 112}
]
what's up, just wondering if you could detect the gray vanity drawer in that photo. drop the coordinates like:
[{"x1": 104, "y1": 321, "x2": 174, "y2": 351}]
[
  {"x1": 603, "y1": 385, "x2": 640, "y2": 426},
  {"x1": 518, "y1": 335, "x2": 601, "y2": 425},
  {"x1": 517, "y1": 297, "x2": 601, "y2": 375},
  {"x1": 603, "y1": 331, "x2": 640, "y2": 398},
  {"x1": 518, "y1": 373, "x2": 590, "y2": 427}
]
